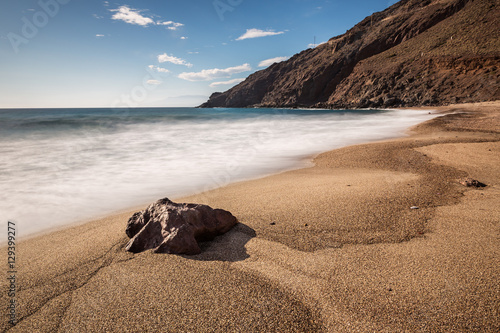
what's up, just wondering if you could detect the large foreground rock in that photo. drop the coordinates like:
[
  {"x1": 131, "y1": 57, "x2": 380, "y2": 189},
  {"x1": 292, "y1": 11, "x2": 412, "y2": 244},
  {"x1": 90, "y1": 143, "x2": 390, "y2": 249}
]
[{"x1": 125, "y1": 198, "x2": 238, "y2": 254}]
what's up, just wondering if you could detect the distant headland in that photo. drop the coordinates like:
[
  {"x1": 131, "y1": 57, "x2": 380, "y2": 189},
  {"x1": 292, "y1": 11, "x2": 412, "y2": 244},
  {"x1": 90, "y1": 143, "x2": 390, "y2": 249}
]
[{"x1": 200, "y1": 0, "x2": 499, "y2": 109}]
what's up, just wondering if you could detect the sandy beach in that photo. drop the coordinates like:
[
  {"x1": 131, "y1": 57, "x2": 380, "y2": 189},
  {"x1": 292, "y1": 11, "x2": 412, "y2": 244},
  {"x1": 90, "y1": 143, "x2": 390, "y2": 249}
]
[{"x1": 2, "y1": 102, "x2": 499, "y2": 332}]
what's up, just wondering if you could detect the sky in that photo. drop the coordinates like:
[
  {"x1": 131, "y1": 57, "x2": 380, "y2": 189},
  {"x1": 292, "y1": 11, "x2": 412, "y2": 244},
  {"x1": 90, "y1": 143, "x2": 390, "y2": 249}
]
[{"x1": 0, "y1": 0, "x2": 399, "y2": 108}]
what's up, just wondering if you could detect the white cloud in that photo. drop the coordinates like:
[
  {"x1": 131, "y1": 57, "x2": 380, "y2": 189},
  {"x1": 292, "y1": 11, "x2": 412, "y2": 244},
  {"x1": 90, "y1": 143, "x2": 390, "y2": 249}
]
[
  {"x1": 110, "y1": 6, "x2": 185, "y2": 30},
  {"x1": 180, "y1": 36, "x2": 188, "y2": 40},
  {"x1": 95, "y1": 34, "x2": 105, "y2": 37},
  {"x1": 169, "y1": 23, "x2": 184, "y2": 30},
  {"x1": 236, "y1": 28, "x2": 285, "y2": 41},
  {"x1": 209, "y1": 78, "x2": 246, "y2": 87},
  {"x1": 258, "y1": 56, "x2": 289, "y2": 67},
  {"x1": 157, "y1": 53, "x2": 193, "y2": 67},
  {"x1": 157, "y1": 21, "x2": 184, "y2": 30},
  {"x1": 178, "y1": 64, "x2": 251, "y2": 82},
  {"x1": 147, "y1": 80, "x2": 162, "y2": 85},
  {"x1": 110, "y1": 6, "x2": 154, "y2": 26},
  {"x1": 148, "y1": 65, "x2": 170, "y2": 73}
]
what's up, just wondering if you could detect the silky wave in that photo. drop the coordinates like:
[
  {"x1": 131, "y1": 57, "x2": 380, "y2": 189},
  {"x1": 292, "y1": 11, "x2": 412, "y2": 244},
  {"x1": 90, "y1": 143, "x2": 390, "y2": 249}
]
[{"x1": 0, "y1": 107, "x2": 437, "y2": 238}]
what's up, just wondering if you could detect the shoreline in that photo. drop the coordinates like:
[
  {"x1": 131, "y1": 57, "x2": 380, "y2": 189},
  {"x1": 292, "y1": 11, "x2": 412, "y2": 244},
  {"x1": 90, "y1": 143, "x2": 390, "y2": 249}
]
[
  {"x1": 2, "y1": 101, "x2": 498, "y2": 332},
  {"x1": 4, "y1": 107, "x2": 438, "y2": 244}
]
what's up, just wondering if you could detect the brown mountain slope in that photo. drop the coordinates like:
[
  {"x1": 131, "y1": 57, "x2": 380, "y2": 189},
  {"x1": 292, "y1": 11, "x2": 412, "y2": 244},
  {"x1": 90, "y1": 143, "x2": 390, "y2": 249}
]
[{"x1": 200, "y1": 0, "x2": 500, "y2": 109}]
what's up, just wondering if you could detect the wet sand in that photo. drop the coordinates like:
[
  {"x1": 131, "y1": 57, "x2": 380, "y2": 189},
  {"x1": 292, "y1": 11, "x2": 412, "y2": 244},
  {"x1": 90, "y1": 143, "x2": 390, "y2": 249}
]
[{"x1": 2, "y1": 101, "x2": 499, "y2": 332}]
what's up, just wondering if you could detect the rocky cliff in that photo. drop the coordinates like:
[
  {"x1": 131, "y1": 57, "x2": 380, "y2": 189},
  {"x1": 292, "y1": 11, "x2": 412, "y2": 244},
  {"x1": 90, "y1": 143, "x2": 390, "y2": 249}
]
[{"x1": 200, "y1": 0, "x2": 499, "y2": 109}]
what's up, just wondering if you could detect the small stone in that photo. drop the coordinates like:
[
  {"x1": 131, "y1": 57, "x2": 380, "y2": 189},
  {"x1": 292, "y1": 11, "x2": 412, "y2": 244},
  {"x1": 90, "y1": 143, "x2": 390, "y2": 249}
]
[
  {"x1": 270, "y1": 222, "x2": 276, "y2": 225},
  {"x1": 304, "y1": 223, "x2": 309, "y2": 227},
  {"x1": 410, "y1": 206, "x2": 419, "y2": 209},
  {"x1": 459, "y1": 178, "x2": 487, "y2": 187}
]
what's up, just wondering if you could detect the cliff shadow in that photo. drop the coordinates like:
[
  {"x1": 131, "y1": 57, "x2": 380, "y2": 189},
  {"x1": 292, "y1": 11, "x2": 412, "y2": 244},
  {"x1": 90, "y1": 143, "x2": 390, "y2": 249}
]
[{"x1": 184, "y1": 223, "x2": 256, "y2": 262}]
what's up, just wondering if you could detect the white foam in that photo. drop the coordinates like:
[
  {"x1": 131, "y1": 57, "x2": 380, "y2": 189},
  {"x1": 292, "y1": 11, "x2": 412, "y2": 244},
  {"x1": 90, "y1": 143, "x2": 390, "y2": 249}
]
[{"x1": 0, "y1": 108, "x2": 437, "y2": 240}]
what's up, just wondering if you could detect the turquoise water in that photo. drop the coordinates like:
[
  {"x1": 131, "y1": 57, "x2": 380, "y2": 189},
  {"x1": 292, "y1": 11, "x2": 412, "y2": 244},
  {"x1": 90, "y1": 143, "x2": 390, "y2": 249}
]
[{"x1": 0, "y1": 107, "x2": 436, "y2": 238}]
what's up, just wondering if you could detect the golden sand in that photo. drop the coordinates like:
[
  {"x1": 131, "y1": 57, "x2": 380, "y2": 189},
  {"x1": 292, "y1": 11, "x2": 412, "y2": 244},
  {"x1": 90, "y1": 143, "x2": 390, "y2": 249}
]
[{"x1": 2, "y1": 102, "x2": 499, "y2": 332}]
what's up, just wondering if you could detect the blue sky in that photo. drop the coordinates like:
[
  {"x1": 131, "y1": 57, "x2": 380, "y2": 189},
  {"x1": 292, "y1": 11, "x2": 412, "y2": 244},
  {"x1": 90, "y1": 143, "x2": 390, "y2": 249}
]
[{"x1": 0, "y1": 0, "x2": 398, "y2": 108}]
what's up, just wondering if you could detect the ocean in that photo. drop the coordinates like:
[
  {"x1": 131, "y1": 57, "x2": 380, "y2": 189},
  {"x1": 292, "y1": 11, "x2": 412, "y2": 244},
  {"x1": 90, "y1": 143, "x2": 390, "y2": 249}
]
[{"x1": 0, "y1": 107, "x2": 436, "y2": 239}]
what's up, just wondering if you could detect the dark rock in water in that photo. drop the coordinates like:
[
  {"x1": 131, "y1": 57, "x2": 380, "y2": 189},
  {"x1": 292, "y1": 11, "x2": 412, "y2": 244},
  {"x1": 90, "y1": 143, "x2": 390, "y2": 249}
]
[
  {"x1": 125, "y1": 198, "x2": 238, "y2": 255},
  {"x1": 459, "y1": 178, "x2": 487, "y2": 188}
]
